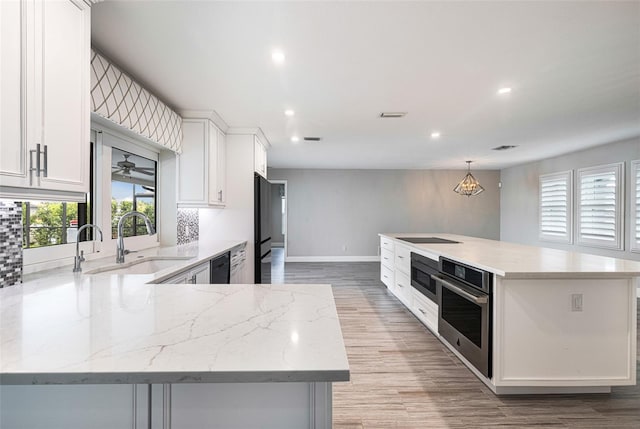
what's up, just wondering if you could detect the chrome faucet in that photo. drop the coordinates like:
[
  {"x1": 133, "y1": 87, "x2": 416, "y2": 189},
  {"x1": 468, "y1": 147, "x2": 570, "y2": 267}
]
[
  {"x1": 73, "y1": 224, "x2": 104, "y2": 272},
  {"x1": 116, "y1": 211, "x2": 155, "y2": 264}
]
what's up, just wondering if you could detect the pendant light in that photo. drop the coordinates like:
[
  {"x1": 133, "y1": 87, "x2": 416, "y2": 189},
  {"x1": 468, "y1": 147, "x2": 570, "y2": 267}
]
[{"x1": 454, "y1": 161, "x2": 484, "y2": 197}]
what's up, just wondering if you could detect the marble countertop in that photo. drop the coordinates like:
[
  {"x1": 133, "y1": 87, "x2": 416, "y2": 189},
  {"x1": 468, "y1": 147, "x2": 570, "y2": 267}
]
[
  {"x1": 22, "y1": 239, "x2": 247, "y2": 286},
  {"x1": 2, "y1": 240, "x2": 350, "y2": 385},
  {"x1": 380, "y1": 233, "x2": 640, "y2": 278},
  {"x1": 0, "y1": 279, "x2": 349, "y2": 385}
]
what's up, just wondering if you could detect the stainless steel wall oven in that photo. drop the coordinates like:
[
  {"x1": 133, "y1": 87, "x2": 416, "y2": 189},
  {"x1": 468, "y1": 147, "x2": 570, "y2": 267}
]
[{"x1": 433, "y1": 257, "x2": 493, "y2": 378}]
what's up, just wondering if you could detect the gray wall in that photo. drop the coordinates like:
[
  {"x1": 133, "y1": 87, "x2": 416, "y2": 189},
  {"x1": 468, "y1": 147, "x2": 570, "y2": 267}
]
[
  {"x1": 271, "y1": 184, "x2": 285, "y2": 245},
  {"x1": 268, "y1": 168, "x2": 500, "y2": 257},
  {"x1": 500, "y1": 137, "x2": 640, "y2": 261}
]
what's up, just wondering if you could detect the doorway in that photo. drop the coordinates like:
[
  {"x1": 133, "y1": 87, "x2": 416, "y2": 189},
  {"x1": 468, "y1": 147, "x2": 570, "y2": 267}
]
[{"x1": 269, "y1": 180, "x2": 287, "y2": 282}]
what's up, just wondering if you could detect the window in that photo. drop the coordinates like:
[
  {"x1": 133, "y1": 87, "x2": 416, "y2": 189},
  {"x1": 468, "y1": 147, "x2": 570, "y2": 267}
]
[
  {"x1": 111, "y1": 147, "x2": 156, "y2": 239},
  {"x1": 22, "y1": 201, "x2": 91, "y2": 249},
  {"x1": 631, "y1": 160, "x2": 640, "y2": 252},
  {"x1": 576, "y1": 163, "x2": 624, "y2": 250},
  {"x1": 539, "y1": 171, "x2": 573, "y2": 243}
]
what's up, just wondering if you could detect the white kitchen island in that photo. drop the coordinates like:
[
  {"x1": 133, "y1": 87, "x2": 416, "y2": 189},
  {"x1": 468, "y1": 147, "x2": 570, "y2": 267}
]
[
  {"x1": 0, "y1": 276, "x2": 349, "y2": 428},
  {"x1": 379, "y1": 233, "x2": 638, "y2": 395}
]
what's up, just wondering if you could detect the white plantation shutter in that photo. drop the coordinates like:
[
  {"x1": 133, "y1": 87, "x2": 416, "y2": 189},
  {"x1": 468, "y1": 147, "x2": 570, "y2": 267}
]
[
  {"x1": 577, "y1": 163, "x2": 623, "y2": 250},
  {"x1": 631, "y1": 160, "x2": 640, "y2": 252},
  {"x1": 539, "y1": 171, "x2": 572, "y2": 243}
]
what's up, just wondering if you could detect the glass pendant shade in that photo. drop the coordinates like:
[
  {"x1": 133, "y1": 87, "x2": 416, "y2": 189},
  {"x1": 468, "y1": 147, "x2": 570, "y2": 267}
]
[{"x1": 454, "y1": 161, "x2": 484, "y2": 197}]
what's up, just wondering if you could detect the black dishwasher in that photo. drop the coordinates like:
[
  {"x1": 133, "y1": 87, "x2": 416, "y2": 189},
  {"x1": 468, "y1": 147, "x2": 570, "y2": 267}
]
[{"x1": 210, "y1": 252, "x2": 230, "y2": 284}]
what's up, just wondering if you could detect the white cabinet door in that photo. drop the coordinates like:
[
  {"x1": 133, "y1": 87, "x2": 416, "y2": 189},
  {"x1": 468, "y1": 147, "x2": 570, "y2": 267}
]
[
  {"x1": 178, "y1": 120, "x2": 208, "y2": 205},
  {"x1": 0, "y1": 0, "x2": 90, "y2": 198},
  {"x1": 161, "y1": 262, "x2": 210, "y2": 284},
  {"x1": 0, "y1": 0, "x2": 29, "y2": 188},
  {"x1": 191, "y1": 261, "x2": 211, "y2": 284},
  {"x1": 216, "y1": 128, "x2": 226, "y2": 204},
  {"x1": 35, "y1": 0, "x2": 90, "y2": 194},
  {"x1": 254, "y1": 136, "x2": 267, "y2": 178},
  {"x1": 178, "y1": 119, "x2": 226, "y2": 208},
  {"x1": 207, "y1": 121, "x2": 219, "y2": 205},
  {"x1": 161, "y1": 271, "x2": 190, "y2": 284},
  {"x1": 0, "y1": 384, "x2": 140, "y2": 429}
]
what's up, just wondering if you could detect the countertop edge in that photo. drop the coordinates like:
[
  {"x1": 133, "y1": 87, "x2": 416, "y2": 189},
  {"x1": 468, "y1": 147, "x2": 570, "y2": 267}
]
[{"x1": 0, "y1": 369, "x2": 351, "y2": 386}]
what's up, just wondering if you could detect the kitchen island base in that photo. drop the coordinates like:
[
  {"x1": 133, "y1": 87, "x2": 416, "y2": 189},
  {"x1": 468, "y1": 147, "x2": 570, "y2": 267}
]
[{"x1": 1, "y1": 382, "x2": 333, "y2": 428}]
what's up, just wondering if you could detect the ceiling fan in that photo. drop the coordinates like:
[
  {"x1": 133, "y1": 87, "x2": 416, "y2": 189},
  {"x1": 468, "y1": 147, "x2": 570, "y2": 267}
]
[{"x1": 112, "y1": 154, "x2": 154, "y2": 176}]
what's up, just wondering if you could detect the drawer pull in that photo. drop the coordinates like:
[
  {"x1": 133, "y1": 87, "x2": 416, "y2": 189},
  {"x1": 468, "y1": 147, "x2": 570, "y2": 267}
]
[
  {"x1": 383, "y1": 257, "x2": 388, "y2": 260},
  {"x1": 398, "y1": 283, "x2": 404, "y2": 288},
  {"x1": 383, "y1": 275, "x2": 388, "y2": 279},
  {"x1": 418, "y1": 308, "x2": 426, "y2": 315},
  {"x1": 397, "y1": 255, "x2": 404, "y2": 259}
]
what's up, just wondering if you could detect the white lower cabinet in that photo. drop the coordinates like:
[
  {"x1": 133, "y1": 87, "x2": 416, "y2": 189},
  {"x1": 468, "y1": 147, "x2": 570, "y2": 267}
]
[
  {"x1": 168, "y1": 382, "x2": 328, "y2": 428},
  {"x1": 161, "y1": 261, "x2": 211, "y2": 284},
  {"x1": 0, "y1": 384, "x2": 146, "y2": 429},
  {"x1": 393, "y1": 269, "x2": 413, "y2": 308},
  {"x1": 380, "y1": 263, "x2": 394, "y2": 290},
  {"x1": 411, "y1": 289, "x2": 438, "y2": 334},
  {"x1": 230, "y1": 243, "x2": 247, "y2": 284}
]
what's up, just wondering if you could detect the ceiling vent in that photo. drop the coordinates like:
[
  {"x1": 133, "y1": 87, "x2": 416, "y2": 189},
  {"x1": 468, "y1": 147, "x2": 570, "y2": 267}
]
[
  {"x1": 379, "y1": 112, "x2": 407, "y2": 118},
  {"x1": 492, "y1": 145, "x2": 518, "y2": 151},
  {"x1": 303, "y1": 137, "x2": 322, "y2": 142}
]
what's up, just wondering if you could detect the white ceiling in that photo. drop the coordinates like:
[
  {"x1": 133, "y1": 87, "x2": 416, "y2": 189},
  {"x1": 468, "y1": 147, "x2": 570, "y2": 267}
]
[{"x1": 92, "y1": 1, "x2": 640, "y2": 170}]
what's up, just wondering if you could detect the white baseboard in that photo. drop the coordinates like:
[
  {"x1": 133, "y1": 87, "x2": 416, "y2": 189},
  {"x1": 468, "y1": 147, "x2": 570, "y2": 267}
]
[{"x1": 285, "y1": 256, "x2": 380, "y2": 263}]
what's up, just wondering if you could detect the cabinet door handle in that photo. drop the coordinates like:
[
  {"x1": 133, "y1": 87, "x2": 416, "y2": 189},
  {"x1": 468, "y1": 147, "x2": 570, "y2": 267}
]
[
  {"x1": 383, "y1": 275, "x2": 388, "y2": 279},
  {"x1": 218, "y1": 190, "x2": 222, "y2": 201},
  {"x1": 383, "y1": 257, "x2": 388, "y2": 260},
  {"x1": 398, "y1": 283, "x2": 404, "y2": 288},
  {"x1": 398, "y1": 255, "x2": 404, "y2": 259},
  {"x1": 43, "y1": 145, "x2": 48, "y2": 177},
  {"x1": 418, "y1": 308, "x2": 426, "y2": 315}
]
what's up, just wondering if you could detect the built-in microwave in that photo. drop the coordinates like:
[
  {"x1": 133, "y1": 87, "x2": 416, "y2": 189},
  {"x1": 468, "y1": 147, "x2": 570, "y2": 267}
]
[{"x1": 410, "y1": 253, "x2": 439, "y2": 304}]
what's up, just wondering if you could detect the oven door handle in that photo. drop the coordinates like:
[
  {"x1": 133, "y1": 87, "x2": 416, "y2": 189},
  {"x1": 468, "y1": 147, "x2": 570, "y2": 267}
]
[{"x1": 431, "y1": 275, "x2": 488, "y2": 305}]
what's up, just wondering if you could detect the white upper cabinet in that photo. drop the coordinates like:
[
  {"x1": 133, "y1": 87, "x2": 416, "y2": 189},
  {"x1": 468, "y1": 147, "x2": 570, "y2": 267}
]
[
  {"x1": 178, "y1": 118, "x2": 227, "y2": 208},
  {"x1": 0, "y1": 0, "x2": 90, "y2": 201},
  {"x1": 254, "y1": 136, "x2": 267, "y2": 179}
]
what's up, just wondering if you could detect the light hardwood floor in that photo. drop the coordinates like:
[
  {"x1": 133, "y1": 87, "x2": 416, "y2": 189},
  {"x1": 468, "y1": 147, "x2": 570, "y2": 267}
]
[{"x1": 277, "y1": 259, "x2": 640, "y2": 428}]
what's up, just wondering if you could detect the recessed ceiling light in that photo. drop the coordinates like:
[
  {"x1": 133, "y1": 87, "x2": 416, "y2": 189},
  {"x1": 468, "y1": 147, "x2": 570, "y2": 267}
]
[
  {"x1": 284, "y1": 109, "x2": 295, "y2": 117},
  {"x1": 497, "y1": 87, "x2": 512, "y2": 95},
  {"x1": 272, "y1": 50, "x2": 285, "y2": 64},
  {"x1": 430, "y1": 132, "x2": 441, "y2": 139},
  {"x1": 291, "y1": 136, "x2": 300, "y2": 143}
]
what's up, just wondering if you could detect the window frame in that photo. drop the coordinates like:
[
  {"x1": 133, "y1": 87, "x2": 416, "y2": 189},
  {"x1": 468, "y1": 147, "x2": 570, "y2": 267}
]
[
  {"x1": 97, "y1": 127, "x2": 160, "y2": 254},
  {"x1": 630, "y1": 160, "x2": 640, "y2": 253},
  {"x1": 539, "y1": 170, "x2": 573, "y2": 244},
  {"x1": 576, "y1": 162, "x2": 624, "y2": 251}
]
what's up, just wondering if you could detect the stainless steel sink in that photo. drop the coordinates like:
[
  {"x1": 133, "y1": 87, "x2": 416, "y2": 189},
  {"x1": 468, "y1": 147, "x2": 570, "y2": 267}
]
[{"x1": 84, "y1": 256, "x2": 192, "y2": 275}]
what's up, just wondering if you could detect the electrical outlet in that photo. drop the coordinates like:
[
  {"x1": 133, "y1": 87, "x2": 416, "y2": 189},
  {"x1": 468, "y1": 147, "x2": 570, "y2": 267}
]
[{"x1": 571, "y1": 294, "x2": 583, "y2": 312}]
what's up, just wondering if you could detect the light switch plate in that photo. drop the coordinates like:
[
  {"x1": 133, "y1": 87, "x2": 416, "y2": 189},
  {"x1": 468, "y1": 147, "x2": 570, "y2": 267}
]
[{"x1": 571, "y1": 293, "x2": 583, "y2": 312}]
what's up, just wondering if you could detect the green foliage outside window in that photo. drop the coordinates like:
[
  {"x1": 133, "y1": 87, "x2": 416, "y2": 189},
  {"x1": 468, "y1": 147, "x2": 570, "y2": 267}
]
[{"x1": 22, "y1": 202, "x2": 84, "y2": 248}]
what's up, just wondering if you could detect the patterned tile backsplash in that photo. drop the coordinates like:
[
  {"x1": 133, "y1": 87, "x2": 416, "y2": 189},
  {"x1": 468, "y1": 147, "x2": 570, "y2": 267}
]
[
  {"x1": 177, "y1": 209, "x2": 199, "y2": 245},
  {"x1": 0, "y1": 201, "x2": 23, "y2": 287}
]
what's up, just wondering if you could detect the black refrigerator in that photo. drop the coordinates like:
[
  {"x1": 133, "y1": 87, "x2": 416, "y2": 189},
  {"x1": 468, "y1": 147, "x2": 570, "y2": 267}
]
[{"x1": 254, "y1": 173, "x2": 271, "y2": 283}]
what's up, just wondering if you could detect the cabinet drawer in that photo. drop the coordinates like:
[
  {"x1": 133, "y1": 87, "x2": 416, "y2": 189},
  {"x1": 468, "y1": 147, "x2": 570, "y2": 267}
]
[
  {"x1": 394, "y1": 270, "x2": 412, "y2": 307},
  {"x1": 395, "y1": 244, "x2": 411, "y2": 274},
  {"x1": 381, "y1": 248, "x2": 394, "y2": 269},
  {"x1": 381, "y1": 264, "x2": 394, "y2": 289},
  {"x1": 380, "y1": 236, "x2": 394, "y2": 252},
  {"x1": 412, "y1": 289, "x2": 438, "y2": 334}
]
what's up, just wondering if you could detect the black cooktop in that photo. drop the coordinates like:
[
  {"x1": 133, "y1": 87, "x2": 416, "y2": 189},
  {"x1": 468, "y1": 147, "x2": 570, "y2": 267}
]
[{"x1": 397, "y1": 237, "x2": 460, "y2": 244}]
